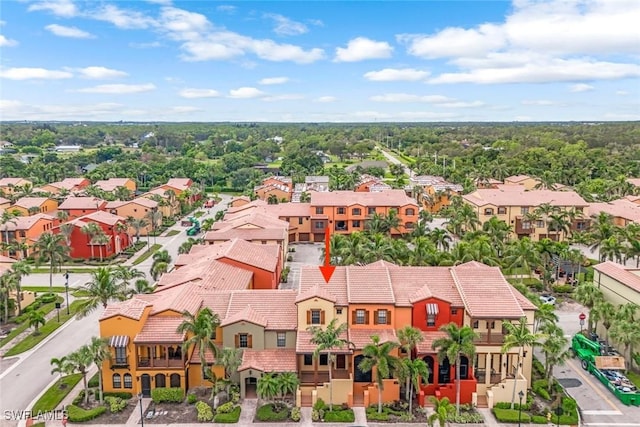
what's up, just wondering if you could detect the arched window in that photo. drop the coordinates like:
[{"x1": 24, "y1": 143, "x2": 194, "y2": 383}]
[
  {"x1": 112, "y1": 374, "x2": 121, "y2": 388},
  {"x1": 353, "y1": 355, "x2": 372, "y2": 383},
  {"x1": 155, "y1": 373, "x2": 166, "y2": 388},
  {"x1": 123, "y1": 373, "x2": 133, "y2": 389},
  {"x1": 423, "y1": 356, "x2": 435, "y2": 385},
  {"x1": 406, "y1": 208, "x2": 415, "y2": 216},
  {"x1": 170, "y1": 373, "x2": 181, "y2": 388}
]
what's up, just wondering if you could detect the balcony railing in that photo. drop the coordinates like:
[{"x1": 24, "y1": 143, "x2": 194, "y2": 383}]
[
  {"x1": 474, "y1": 333, "x2": 506, "y2": 345},
  {"x1": 110, "y1": 356, "x2": 129, "y2": 369},
  {"x1": 299, "y1": 369, "x2": 351, "y2": 384},
  {"x1": 137, "y1": 357, "x2": 184, "y2": 369}
]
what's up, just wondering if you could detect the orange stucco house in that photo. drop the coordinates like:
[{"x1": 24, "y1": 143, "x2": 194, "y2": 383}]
[
  {"x1": 11, "y1": 197, "x2": 58, "y2": 216},
  {"x1": 58, "y1": 197, "x2": 107, "y2": 220},
  {"x1": 40, "y1": 177, "x2": 90, "y2": 194},
  {"x1": 0, "y1": 214, "x2": 58, "y2": 258},
  {"x1": 0, "y1": 178, "x2": 32, "y2": 196},
  {"x1": 106, "y1": 197, "x2": 160, "y2": 236},
  {"x1": 94, "y1": 178, "x2": 137, "y2": 193}
]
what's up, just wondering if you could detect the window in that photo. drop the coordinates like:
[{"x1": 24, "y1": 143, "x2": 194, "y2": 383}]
[
  {"x1": 298, "y1": 217, "x2": 303, "y2": 225},
  {"x1": 112, "y1": 374, "x2": 121, "y2": 388},
  {"x1": 536, "y1": 220, "x2": 545, "y2": 228},
  {"x1": 484, "y1": 208, "x2": 494, "y2": 215},
  {"x1": 451, "y1": 308, "x2": 458, "y2": 315},
  {"x1": 355, "y1": 309, "x2": 366, "y2": 324},
  {"x1": 304, "y1": 354, "x2": 313, "y2": 366},
  {"x1": 472, "y1": 320, "x2": 479, "y2": 329},
  {"x1": 368, "y1": 207, "x2": 376, "y2": 215},
  {"x1": 311, "y1": 310, "x2": 322, "y2": 325},
  {"x1": 576, "y1": 221, "x2": 586, "y2": 230},
  {"x1": 405, "y1": 222, "x2": 415, "y2": 229},
  {"x1": 123, "y1": 373, "x2": 133, "y2": 389},
  {"x1": 210, "y1": 329, "x2": 217, "y2": 340},
  {"x1": 315, "y1": 207, "x2": 324, "y2": 214},
  {"x1": 239, "y1": 334, "x2": 249, "y2": 348},
  {"x1": 336, "y1": 308, "x2": 343, "y2": 315},
  {"x1": 376, "y1": 310, "x2": 388, "y2": 325},
  {"x1": 521, "y1": 207, "x2": 529, "y2": 215},
  {"x1": 352, "y1": 220, "x2": 361, "y2": 228},
  {"x1": 319, "y1": 354, "x2": 329, "y2": 365},
  {"x1": 285, "y1": 217, "x2": 290, "y2": 222},
  {"x1": 115, "y1": 347, "x2": 127, "y2": 365},
  {"x1": 352, "y1": 208, "x2": 361, "y2": 216},
  {"x1": 277, "y1": 332, "x2": 286, "y2": 347},
  {"x1": 522, "y1": 221, "x2": 531, "y2": 230},
  {"x1": 337, "y1": 207, "x2": 346, "y2": 215},
  {"x1": 314, "y1": 222, "x2": 324, "y2": 229},
  {"x1": 498, "y1": 207, "x2": 507, "y2": 214},
  {"x1": 427, "y1": 313, "x2": 436, "y2": 327},
  {"x1": 487, "y1": 321, "x2": 495, "y2": 329},
  {"x1": 261, "y1": 241, "x2": 267, "y2": 244},
  {"x1": 406, "y1": 208, "x2": 415, "y2": 216}
]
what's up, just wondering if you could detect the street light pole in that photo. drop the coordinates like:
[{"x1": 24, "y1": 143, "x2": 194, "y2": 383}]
[
  {"x1": 518, "y1": 390, "x2": 524, "y2": 427},
  {"x1": 64, "y1": 271, "x2": 70, "y2": 315},
  {"x1": 138, "y1": 393, "x2": 144, "y2": 427}
]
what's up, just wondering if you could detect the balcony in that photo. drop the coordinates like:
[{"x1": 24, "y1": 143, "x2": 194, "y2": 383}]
[
  {"x1": 137, "y1": 357, "x2": 184, "y2": 369},
  {"x1": 474, "y1": 332, "x2": 505, "y2": 345},
  {"x1": 515, "y1": 218, "x2": 534, "y2": 234},
  {"x1": 475, "y1": 369, "x2": 504, "y2": 385},
  {"x1": 299, "y1": 369, "x2": 351, "y2": 384},
  {"x1": 110, "y1": 356, "x2": 129, "y2": 370}
]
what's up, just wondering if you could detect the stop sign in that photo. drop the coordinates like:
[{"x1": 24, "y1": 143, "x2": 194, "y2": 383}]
[{"x1": 579, "y1": 313, "x2": 586, "y2": 321}]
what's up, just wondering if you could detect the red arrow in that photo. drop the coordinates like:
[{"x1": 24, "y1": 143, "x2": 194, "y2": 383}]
[{"x1": 319, "y1": 227, "x2": 335, "y2": 283}]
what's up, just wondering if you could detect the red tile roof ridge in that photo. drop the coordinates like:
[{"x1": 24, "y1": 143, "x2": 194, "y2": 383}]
[
  {"x1": 220, "y1": 304, "x2": 268, "y2": 327},
  {"x1": 238, "y1": 349, "x2": 297, "y2": 373},
  {"x1": 296, "y1": 284, "x2": 337, "y2": 303},
  {"x1": 100, "y1": 297, "x2": 151, "y2": 321}
]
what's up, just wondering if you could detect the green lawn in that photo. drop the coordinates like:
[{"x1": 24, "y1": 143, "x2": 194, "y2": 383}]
[
  {"x1": 627, "y1": 371, "x2": 640, "y2": 388},
  {"x1": 30, "y1": 267, "x2": 97, "y2": 274},
  {"x1": 0, "y1": 297, "x2": 63, "y2": 348},
  {"x1": 131, "y1": 243, "x2": 162, "y2": 266},
  {"x1": 21, "y1": 286, "x2": 69, "y2": 293},
  {"x1": 4, "y1": 300, "x2": 84, "y2": 356},
  {"x1": 32, "y1": 374, "x2": 83, "y2": 413},
  {"x1": 164, "y1": 230, "x2": 180, "y2": 237},
  {"x1": 193, "y1": 210, "x2": 205, "y2": 218}
]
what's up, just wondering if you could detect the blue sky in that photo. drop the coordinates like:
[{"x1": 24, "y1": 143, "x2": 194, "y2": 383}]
[{"x1": 0, "y1": 0, "x2": 638, "y2": 122}]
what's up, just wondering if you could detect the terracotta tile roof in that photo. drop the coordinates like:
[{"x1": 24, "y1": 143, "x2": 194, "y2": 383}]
[
  {"x1": 264, "y1": 175, "x2": 293, "y2": 184},
  {"x1": 221, "y1": 305, "x2": 268, "y2": 327},
  {"x1": 627, "y1": 178, "x2": 640, "y2": 187},
  {"x1": 310, "y1": 190, "x2": 417, "y2": 208},
  {"x1": 416, "y1": 331, "x2": 448, "y2": 354},
  {"x1": 3, "y1": 213, "x2": 55, "y2": 231},
  {"x1": 347, "y1": 266, "x2": 395, "y2": 304},
  {"x1": 365, "y1": 260, "x2": 400, "y2": 269},
  {"x1": 49, "y1": 178, "x2": 87, "y2": 190},
  {"x1": 451, "y1": 263, "x2": 525, "y2": 319},
  {"x1": 142, "y1": 188, "x2": 171, "y2": 198},
  {"x1": 625, "y1": 195, "x2": 640, "y2": 204},
  {"x1": 134, "y1": 317, "x2": 185, "y2": 343},
  {"x1": 106, "y1": 197, "x2": 158, "y2": 210},
  {"x1": 13, "y1": 197, "x2": 50, "y2": 209},
  {"x1": 589, "y1": 199, "x2": 640, "y2": 223},
  {"x1": 296, "y1": 284, "x2": 337, "y2": 304},
  {"x1": 511, "y1": 287, "x2": 538, "y2": 311},
  {"x1": 226, "y1": 199, "x2": 267, "y2": 215},
  {"x1": 94, "y1": 178, "x2": 133, "y2": 192},
  {"x1": 77, "y1": 210, "x2": 125, "y2": 226},
  {"x1": 224, "y1": 290, "x2": 297, "y2": 330},
  {"x1": 212, "y1": 212, "x2": 289, "y2": 231},
  {"x1": 204, "y1": 227, "x2": 287, "y2": 242},
  {"x1": 349, "y1": 329, "x2": 398, "y2": 350},
  {"x1": 59, "y1": 197, "x2": 105, "y2": 210},
  {"x1": 299, "y1": 267, "x2": 349, "y2": 306},
  {"x1": 254, "y1": 183, "x2": 291, "y2": 193},
  {"x1": 189, "y1": 343, "x2": 217, "y2": 364},
  {"x1": 165, "y1": 178, "x2": 191, "y2": 191},
  {"x1": 156, "y1": 259, "x2": 252, "y2": 292},
  {"x1": 594, "y1": 261, "x2": 640, "y2": 294},
  {"x1": 390, "y1": 268, "x2": 464, "y2": 307},
  {"x1": 0, "y1": 255, "x2": 16, "y2": 264},
  {"x1": 201, "y1": 292, "x2": 233, "y2": 320},
  {"x1": 0, "y1": 178, "x2": 29, "y2": 187},
  {"x1": 147, "y1": 283, "x2": 203, "y2": 315},
  {"x1": 504, "y1": 175, "x2": 534, "y2": 183},
  {"x1": 174, "y1": 239, "x2": 279, "y2": 272},
  {"x1": 0, "y1": 197, "x2": 10, "y2": 205},
  {"x1": 100, "y1": 298, "x2": 151, "y2": 321},
  {"x1": 239, "y1": 349, "x2": 297, "y2": 373},
  {"x1": 462, "y1": 188, "x2": 588, "y2": 208},
  {"x1": 296, "y1": 329, "x2": 352, "y2": 353}
]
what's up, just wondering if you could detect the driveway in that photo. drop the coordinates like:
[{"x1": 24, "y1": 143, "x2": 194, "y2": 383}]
[{"x1": 280, "y1": 243, "x2": 323, "y2": 290}]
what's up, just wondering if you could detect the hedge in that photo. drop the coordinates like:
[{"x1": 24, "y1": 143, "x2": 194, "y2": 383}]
[
  {"x1": 214, "y1": 406, "x2": 241, "y2": 423},
  {"x1": 255, "y1": 404, "x2": 289, "y2": 422},
  {"x1": 324, "y1": 409, "x2": 355, "y2": 422},
  {"x1": 94, "y1": 390, "x2": 133, "y2": 400},
  {"x1": 151, "y1": 387, "x2": 183, "y2": 403},
  {"x1": 195, "y1": 401, "x2": 213, "y2": 422},
  {"x1": 88, "y1": 372, "x2": 99, "y2": 388},
  {"x1": 492, "y1": 408, "x2": 531, "y2": 423},
  {"x1": 66, "y1": 404, "x2": 107, "y2": 422}
]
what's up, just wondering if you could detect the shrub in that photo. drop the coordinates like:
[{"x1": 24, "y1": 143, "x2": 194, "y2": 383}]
[
  {"x1": 494, "y1": 401, "x2": 531, "y2": 411},
  {"x1": 216, "y1": 401, "x2": 235, "y2": 414},
  {"x1": 448, "y1": 412, "x2": 485, "y2": 423},
  {"x1": 87, "y1": 372, "x2": 99, "y2": 388},
  {"x1": 553, "y1": 284, "x2": 574, "y2": 293},
  {"x1": 66, "y1": 404, "x2": 107, "y2": 422},
  {"x1": 104, "y1": 391, "x2": 132, "y2": 399},
  {"x1": 256, "y1": 404, "x2": 289, "y2": 422},
  {"x1": 38, "y1": 294, "x2": 57, "y2": 304},
  {"x1": 195, "y1": 401, "x2": 214, "y2": 422},
  {"x1": 532, "y1": 415, "x2": 549, "y2": 424},
  {"x1": 492, "y1": 408, "x2": 531, "y2": 423},
  {"x1": 366, "y1": 407, "x2": 389, "y2": 421},
  {"x1": 533, "y1": 358, "x2": 545, "y2": 377},
  {"x1": 290, "y1": 407, "x2": 301, "y2": 422},
  {"x1": 324, "y1": 409, "x2": 355, "y2": 422},
  {"x1": 151, "y1": 387, "x2": 184, "y2": 403},
  {"x1": 187, "y1": 393, "x2": 197, "y2": 404},
  {"x1": 72, "y1": 391, "x2": 85, "y2": 406},
  {"x1": 214, "y1": 406, "x2": 241, "y2": 423},
  {"x1": 105, "y1": 396, "x2": 127, "y2": 413},
  {"x1": 313, "y1": 398, "x2": 326, "y2": 411},
  {"x1": 533, "y1": 379, "x2": 551, "y2": 400}
]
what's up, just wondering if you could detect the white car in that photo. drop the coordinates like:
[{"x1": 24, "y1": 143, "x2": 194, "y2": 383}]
[{"x1": 540, "y1": 295, "x2": 557, "y2": 305}]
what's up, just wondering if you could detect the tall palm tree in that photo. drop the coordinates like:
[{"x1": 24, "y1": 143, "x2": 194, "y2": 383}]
[
  {"x1": 432, "y1": 323, "x2": 478, "y2": 416},
  {"x1": 534, "y1": 303, "x2": 558, "y2": 333},
  {"x1": 66, "y1": 345, "x2": 93, "y2": 405},
  {"x1": 75, "y1": 267, "x2": 128, "y2": 318},
  {"x1": 56, "y1": 210, "x2": 69, "y2": 223},
  {"x1": 217, "y1": 347, "x2": 243, "y2": 394},
  {"x1": 399, "y1": 357, "x2": 429, "y2": 415},
  {"x1": 28, "y1": 310, "x2": 46, "y2": 334},
  {"x1": 146, "y1": 209, "x2": 163, "y2": 244},
  {"x1": 501, "y1": 317, "x2": 544, "y2": 409},
  {"x1": 358, "y1": 335, "x2": 398, "y2": 414},
  {"x1": 176, "y1": 308, "x2": 220, "y2": 381},
  {"x1": 0, "y1": 272, "x2": 18, "y2": 323},
  {"x1": 113, "y1": 186, "x2": 133, "y2": 201},
  {"x1": 127, "y1": 217, "x2": 148, "y2": 243},
  {"x1": 59, "y1": 223, "x2": 75, "y2": 248},
  {"x1": 573, "y1": 282, "x2": 604, "y2": 334},
  {"x1": 81, "y1": 222, "x2": 101, "y2": 259},
  {"x1": 308, "y1": 318, "x2": 352, "y2": 411},
  {"x1": 540, "y1": 324, "x2": 570, "y2": 393},
  {"x1": 257, "y1": 372, "x2": 279, "y2": 403},
  {"x1": 50, "y1": 356, "x2": 69, "y2": 378},
  {"x1": 92, "y1": 232, "x2": 109, "y2": 261},
  {"x1": 9, "y1": 260, "x2": 31, "y2": 316},
  {"x1": 128, "y1": 279, "x2": 155, "y2": 296},
  {"x1": 33, "y1": 232, "x2": 69, "y2": 295},
  {"x1": 88, "y1": 337, "x2": 111, "y2": 404},
  {"x1": 591, "y1": 300, "x2": 615, "y2": 341},
  {"x1": 505, "y1": 237, "x2": 541, "y2": 281},
  {"x1": 151, "y1": 250, "x2": 172, "y2": 280},
  {"x1": 397, "y1": 326, "x2": 424, "y2": 399},
  {"x1": 112, "y1": 265, "x2": 145, "y2": 289}
]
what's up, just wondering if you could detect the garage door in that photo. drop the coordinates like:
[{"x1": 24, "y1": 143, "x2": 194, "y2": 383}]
[{"x1": 299, "y1": 233, "x2": 310, "y2": 242}]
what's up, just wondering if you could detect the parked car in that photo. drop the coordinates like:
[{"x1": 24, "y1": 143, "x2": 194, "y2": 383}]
[{"x1": 540, "y1": 295, "x2": 557, "y2": 305}]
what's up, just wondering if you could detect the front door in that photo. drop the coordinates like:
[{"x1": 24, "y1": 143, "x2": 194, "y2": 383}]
[
  {"x1": 336, "y1": 354, "x2": 346, "y2": 369},
  {"x1": 141, "y1": 374, "x2": 151, "y2": 397}
]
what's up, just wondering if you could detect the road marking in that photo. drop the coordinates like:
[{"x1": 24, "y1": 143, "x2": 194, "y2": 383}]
[
  {"x1": 582, "y1": 410, "x2": 624, "y2": 415},
  {"x1": 567, "y1": 358, "x2": 621, "y2": 412}
]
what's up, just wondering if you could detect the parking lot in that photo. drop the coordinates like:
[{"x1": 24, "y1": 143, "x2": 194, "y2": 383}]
[{"x1": 280, "y1": 243, "x2": 323, "y2": 290}]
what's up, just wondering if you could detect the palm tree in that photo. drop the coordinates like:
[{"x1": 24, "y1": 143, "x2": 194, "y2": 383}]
[
  {"x1": 129, "y1": 279, "x2": 155, "y2": 295},
  {"x1": 308, "y1": 318, "x2": 352, "y2": 411},
  {"x1": 151, "y1": 250, "x2": 172, "y2": 280},
  {"x1": 92, "y1": 232, "x2": 109, "y2": 261},
  {"x1": 6, "y1": 261, "x2": 30, "y2": 316},
  {"x1": 428, "y1": 396, "x2": 455, "y2": 427},
  {"x1": 540, "y1": 324, "x2": 570, "y2": 392},
  {"x1": 33, "y1": 232, "x2": 69, "y2": 295},
  {"x1": 573, "y1": 282, "x2": 604, "y2": 334},
  {"x1": 358, "y1": 335, "x2": 398, "y2": 414},
  {"x1": 501, "y1": 317, "x2": 544, "y2": 409},
  {"x1": 75, "y1": 267, "x2": 128, "y2": 318},
  {"x1": 127, "y1": 217, "x2": 148, "y2": 243},
  {"x1": 112, "y1": 266, "x2": 145, "y2": 289},
  {"x1": 1, "y1": 210, "x2": 18, "y2": 254},
  {"x1": 146, "y1": 209, "x2": 163, "y2": 244},
  {"x1": 399, "y1": 357, "x2": 429, "y2": 415},
  {"x1": 534, "y1": 303, "x2": 558, "y2": 333},
  {"x1": 176, "y1": 308, "x2": 220, "y2": 381},
  {"x1": 50, "y1": 356, "x2": 69, "y2": 378},
  {"x1": 56, "y1": 210, "x2": 69, "y2": 223},
  {"x1": 28, "y1": 310, "x2": 46, "y2": 334},
  {"x1": 113, "y1": 186, "x2": 133, "y2": 201},
  {"x1": 66, "y1": 345, "x2": 93, "y2": 405},
  {"x1": 257, "y1": 372, "x2": 280, "y2": 403},
  {"x1": 81, "y1": 222, "x2": 101, "y2": 259},
  {"x1": 218, "y1": 347, "x2": 243, "y2": 393},
  {"x1": 591, "y1": 300, "x2": 615, "y2": 341},
  {"x1": 59, "y1": 223, "x2": 75, "y2": 248},
  {"x1": 87, "y1": 337, "x2": 111, "y2": 404},
  {"x1": 397, "y1": 325, "x2": 424, "y2": 399},
  {"x1": 366, "y1": 213, "x2": 387, "y2": 234},
  {"x1": 505, "y1": 237, "x2": 541, "y2": 281},
  {"x1": 432, "y1": 323, "x2": 478, "y2": 416},
  {"x1": 276, "y1": 372, "x2": 299, "y2": 404},
  {"x1": 610, "y1": 320, "x2": 640, "y2": 370},
  {"x1": 300, "y1": 191, "x2": 311, "y2": 203},
  {"x1": 267, "y1": 194, "x2": 279, "y2": 204},
  {"x1": 0, "y1": 272, "x2": 18, "y2": 323}
]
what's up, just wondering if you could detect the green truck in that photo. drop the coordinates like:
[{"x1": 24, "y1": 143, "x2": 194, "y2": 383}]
[{"x1": 571, "y1": 333, "x2": 640, "y2": 406}]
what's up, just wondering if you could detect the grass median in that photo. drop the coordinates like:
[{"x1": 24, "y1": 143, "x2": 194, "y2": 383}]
[
  {"x1": 32, "y1": 373, "x2": 83, "y2": 413},
  {"x1": 0, "y1": 297, "x2": 64, "y2": 348},
  {"x1": 4, "y1": 300, "x2": 84, "y2": 357},
  {"x1": 165, "y1": 230, "x2": 180, "y2": 237},
  {"x1": 131, "y1": 243, "x2": 162, "y2": 266},
  {"x1": 22, "y1": 286, "x2": 69, "y2": 293}
]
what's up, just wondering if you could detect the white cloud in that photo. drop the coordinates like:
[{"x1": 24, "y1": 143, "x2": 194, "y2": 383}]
[
  {"x1": 364, "y1": 68, "x2": 430, "y2": 82},
  {"x1": 228, "y1": 87, "x2": 265, "y2": 99},
  {"x1": 129, "y1": 41, "x2": 162, "y2": 48},
  {"x1": 264, "y1": 13, "x2": 308, "y2": 36},
  {"x1": 0, "y1": 67, "x2": 73, "y2": 80},
  {"x1": 75, "y1": 66, "x2": 128, "y2": 79},
  {"x1": 522, "y1": 100, "x2": 559, "y2": 106},
  {"x1": 0, "y1": 100, "x2": 125, "y2": 120},
  {"x1": 216, "y1": 5, "x2": 236, "y2": 14},
  {"x1": 28, "y1": 0, "x2": 77, "y2": 17},
  {"x1": 370, "y1": 93, "x2": 484, "y2": 108},
  {"x1": 314, "y1": 96, "x2": 337, "y2": 103},
  {"x1": 334, "y1": 37, "x2": 393, "y2": 62},
  {"x1": 159, "y1": 7, "x2": 211, "y2": 41},
  {"x1": 0, "y1": 35, "x2": 18, "y2": 47},
  {"x1": 616, "y1": 90, "x2": 629, "y2": 96},
  {"x1": 76, "y1": 83, "x2": 156, "y2": 94},
  {"x1": 45, "y1": 24, "x2": 95, "y2": 39},
  {"x1": 91, "y1": 4, "x2": 156, "y2": 29},
  {"x1": 179, "y1": 88, "x2": 220, "y2": 98},
  {"x1": 570, "y1": 83, "x2": 594, "y2": 93},
  {"x1": 169, "y1": 106, "x2": 202, "y2": 113},
  {"x1": 259, "y1": 77, "x2": 289, "y2": 85},
  {"x1": 398, "y1": 24, "x2": 505, "y2": 58},
  {"x1": 262, "y1": 94, "x2": 304, "y2": 102}
]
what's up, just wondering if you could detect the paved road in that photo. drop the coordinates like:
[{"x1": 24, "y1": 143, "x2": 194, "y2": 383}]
[{"x1": 377, "y1": 146, "x2": 415, "y2": 178}]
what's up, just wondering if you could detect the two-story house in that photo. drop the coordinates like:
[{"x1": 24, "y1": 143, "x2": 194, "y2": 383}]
[
  {"x1": 0, "y1": 213, "x2": 58, "y2": 258},
  {"x1": 58, "y1": 197, "x2": 107, "y2": 220},
  {"x1": 11, "y1": 197, "x2": 58, "y2": 216},
  {"x1": 63, "y1": 211, "x2": 130, "y2": 259},
  {"x1": 106, "y1": 197, "x2": 160, "y2": 236}
]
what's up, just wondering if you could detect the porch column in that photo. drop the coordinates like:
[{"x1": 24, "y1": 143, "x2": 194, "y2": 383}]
[
  {"x1": 487, "y1": 320, "x2": 492, "y2": 344},
  {"x1": 165, "y1": 345, "x2": 169, "y2": 366},
  {"x1": 485, "y1": 352, "x2": 491, "y2": 385},
  {"x1": 314, "y1": 356, "x2": 318, "y2": 386},
  {"x1": 150, "y1": 346, "x2": 154, "y2": 368},
  {"x1": 500, "y1": 353, "x2": 507, "y2": 380},
  {"x1": 135, "y1": 345, "x2": 139, "y2": 368}
]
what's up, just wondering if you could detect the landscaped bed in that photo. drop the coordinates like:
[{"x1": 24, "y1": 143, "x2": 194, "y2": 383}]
[
  {"x1": 66, "y1": 391, "x2": 136, "y2": 424},
  {"x1": 255, "y1": 401, "x2": 300, "y2": 422}
]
